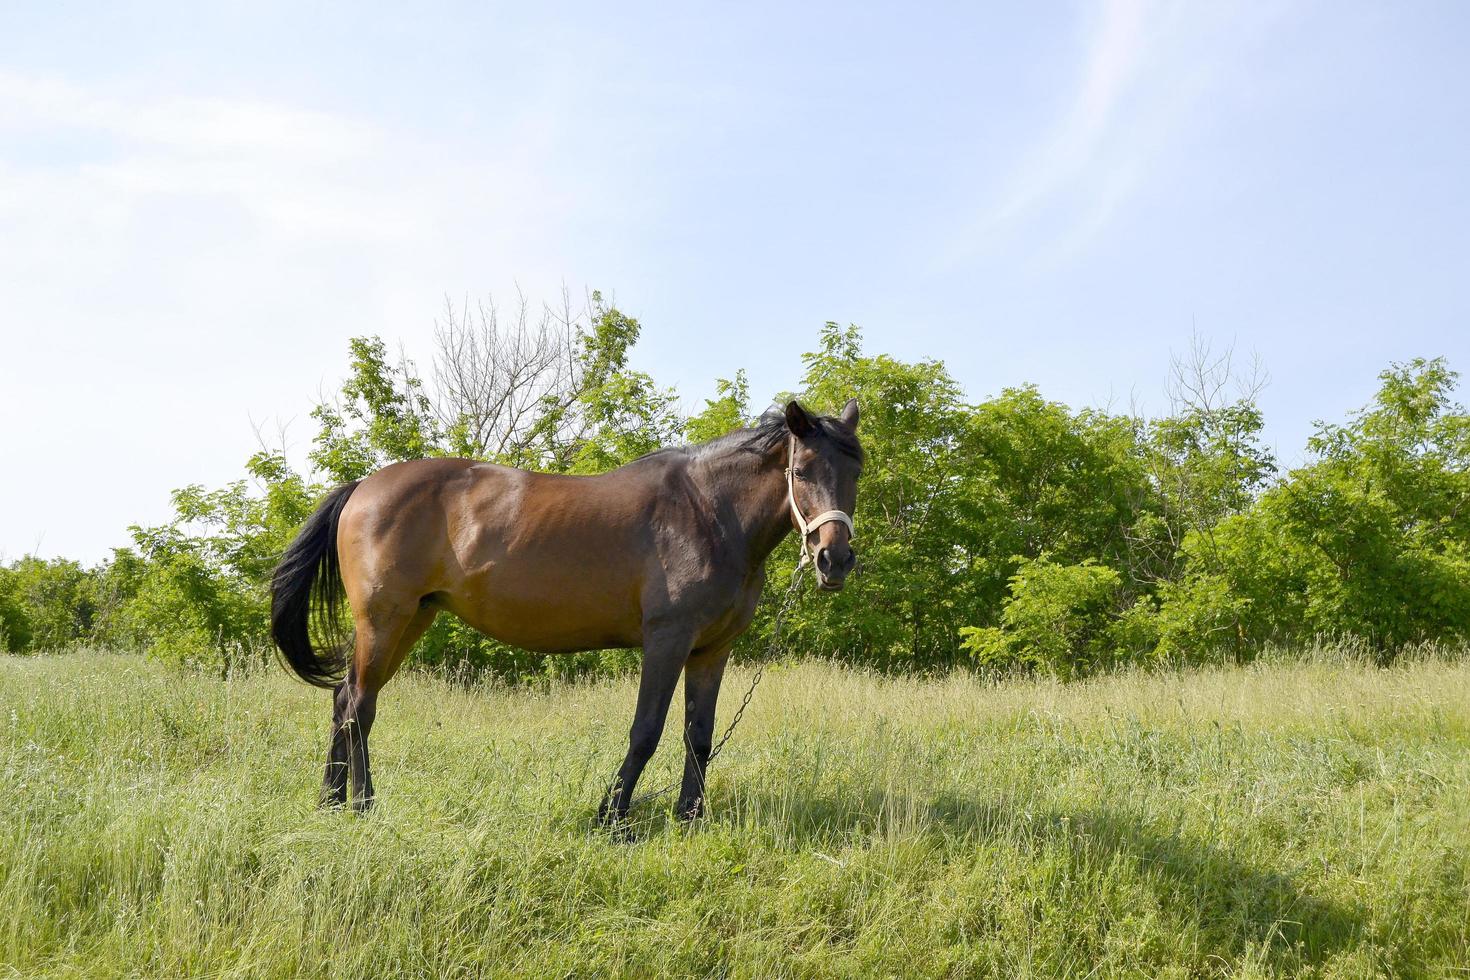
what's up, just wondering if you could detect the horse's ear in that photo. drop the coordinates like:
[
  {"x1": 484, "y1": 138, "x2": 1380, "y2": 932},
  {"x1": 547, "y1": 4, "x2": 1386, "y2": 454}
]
[
  {"x1": 839, "y1": 398, "x2": 860, "y2": 430},
  {"x1": 785, "y1": 400, "x2": 816, "y2": 437}
]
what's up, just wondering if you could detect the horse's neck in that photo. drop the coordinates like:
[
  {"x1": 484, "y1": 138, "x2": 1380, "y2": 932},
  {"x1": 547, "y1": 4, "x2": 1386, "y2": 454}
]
[{"x1": 691, "y1": 446, "x2": 791, "y2": 566}]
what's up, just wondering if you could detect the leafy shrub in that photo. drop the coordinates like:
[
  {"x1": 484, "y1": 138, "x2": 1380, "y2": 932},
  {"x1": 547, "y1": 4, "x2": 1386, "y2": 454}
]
[
  {"x1": 0, "y1": 567, "x2": 31, "y2": 652},
  {"x1": 0, "y1": 558, "x2": 96, "y2": 652},
  {"x1": 960, "y1": 557, "x2": 1123, "y2": 678}
]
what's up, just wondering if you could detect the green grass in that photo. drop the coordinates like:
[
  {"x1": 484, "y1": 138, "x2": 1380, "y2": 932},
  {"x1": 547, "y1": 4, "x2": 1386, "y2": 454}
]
[{"x1": 2, "y1": 649, "x2": 1468, "y2": 978}]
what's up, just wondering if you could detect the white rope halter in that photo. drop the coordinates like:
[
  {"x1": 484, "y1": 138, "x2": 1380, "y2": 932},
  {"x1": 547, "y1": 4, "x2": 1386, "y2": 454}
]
[{"x1": 786, "y1": 434, "x2": 855, "y2": 567}]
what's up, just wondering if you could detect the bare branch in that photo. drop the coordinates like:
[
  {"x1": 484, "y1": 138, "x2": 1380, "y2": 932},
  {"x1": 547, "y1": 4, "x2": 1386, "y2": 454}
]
[{"x1": 430, "y1": 290, "x2": 595, "y2": 464}]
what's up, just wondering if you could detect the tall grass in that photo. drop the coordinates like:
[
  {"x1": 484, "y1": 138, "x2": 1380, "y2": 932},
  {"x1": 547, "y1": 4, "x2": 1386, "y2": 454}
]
[{"x1": 2, "y1": 648, "x2": 1468, "y2": 978}]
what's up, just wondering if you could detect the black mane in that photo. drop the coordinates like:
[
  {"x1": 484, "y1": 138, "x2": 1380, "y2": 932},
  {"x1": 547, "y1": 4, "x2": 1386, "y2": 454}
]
[{"x1": 676, "y1": 403, "x2": 864, "y2": 466}]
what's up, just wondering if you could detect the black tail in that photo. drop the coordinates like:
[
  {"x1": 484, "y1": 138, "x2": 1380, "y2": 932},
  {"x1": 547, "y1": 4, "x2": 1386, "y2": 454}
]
[{"x1": 271, "y1": 481, "x2": 361, "y2": 688}]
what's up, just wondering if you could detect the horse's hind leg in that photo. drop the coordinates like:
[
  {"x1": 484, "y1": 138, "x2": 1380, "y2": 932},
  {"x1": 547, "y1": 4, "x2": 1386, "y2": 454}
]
[
  {"x1": 319, "y1": 670, "x2": 355, "y2": 807},
  {"x1": 343, "y1": 600, "x2": 438, "y2": 812}
]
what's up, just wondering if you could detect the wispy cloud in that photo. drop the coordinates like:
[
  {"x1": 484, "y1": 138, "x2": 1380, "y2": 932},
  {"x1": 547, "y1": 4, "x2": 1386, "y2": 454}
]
[
  {"x1": 0, "y1": 72, "x2": 378, "y2": 157},
  {"x1": 0, "y1": 71, "x2": 435, "y2": 243},
  {"x1": 991, "y1": 0, "x2": 1150, "y2": 228},
  {"x1": 948, "y1": 1, "x2": 1289, "y2": 267},
  {"x1": 0, "y1": 68, "x2": 615, "y2": 256}
]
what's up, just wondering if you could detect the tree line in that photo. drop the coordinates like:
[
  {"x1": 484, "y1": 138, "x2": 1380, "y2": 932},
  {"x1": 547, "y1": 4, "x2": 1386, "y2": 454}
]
[{"x1": 3, "y1": 292, "x2": 1467, "y2": 680}]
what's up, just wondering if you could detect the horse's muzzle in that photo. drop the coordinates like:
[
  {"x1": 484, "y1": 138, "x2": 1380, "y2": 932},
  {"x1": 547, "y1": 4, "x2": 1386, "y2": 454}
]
[{"x1": 815, "y1": 545, "x2": 856, "y2": 591}]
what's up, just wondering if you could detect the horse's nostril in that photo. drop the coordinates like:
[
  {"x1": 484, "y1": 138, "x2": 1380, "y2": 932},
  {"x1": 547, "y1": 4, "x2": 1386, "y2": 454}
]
[
  {"x1": 816, "y1": 547, "x2": 833, "y2": 574},
  {"x1": 815, "y1": 547, "x2": 854, "y2": 580}
]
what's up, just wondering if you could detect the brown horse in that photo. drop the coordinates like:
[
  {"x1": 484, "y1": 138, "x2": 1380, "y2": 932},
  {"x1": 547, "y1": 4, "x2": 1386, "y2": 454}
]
[{"x1": 271, "y1": 399, "x2": 863, "y2": 820}]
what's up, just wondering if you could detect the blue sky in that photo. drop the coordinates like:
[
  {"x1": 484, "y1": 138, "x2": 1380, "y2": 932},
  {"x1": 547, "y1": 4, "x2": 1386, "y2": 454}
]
[{"x1": 2, "y1": 1, "x2": 1467, "y2": 562}]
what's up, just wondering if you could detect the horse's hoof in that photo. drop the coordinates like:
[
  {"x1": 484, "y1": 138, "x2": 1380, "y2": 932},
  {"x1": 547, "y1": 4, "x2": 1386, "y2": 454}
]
[
  {"x1": 596, "y1": 804, "x2": 637, "y2": 841},
  {"x1": 596, "y1": 814, "x2": 636, "y2": 842}
]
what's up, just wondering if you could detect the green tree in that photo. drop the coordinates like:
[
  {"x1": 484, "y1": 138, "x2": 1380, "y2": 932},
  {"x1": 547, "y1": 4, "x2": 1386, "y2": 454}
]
[
  {"x1": 685, "y1": 370, "x2": 751, "y2": 443},
  {"x1": 561, "y1": 297, "x2": 682, "y2": 474},
  {"x1": 1158, "y1": 358, "x2": 1470, "y2": 656},
  {"x1": 310, "y1": 337, "x2": 442, "y2": 482},
  {"x1": 964, "y1": 387, "x2": 1160, "y2": 610}
]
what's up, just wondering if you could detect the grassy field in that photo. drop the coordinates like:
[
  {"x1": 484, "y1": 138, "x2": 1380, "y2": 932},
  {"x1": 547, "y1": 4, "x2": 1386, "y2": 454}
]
[{"x1": 2, "y1": 650, "x2": 1468, "y2": 978}]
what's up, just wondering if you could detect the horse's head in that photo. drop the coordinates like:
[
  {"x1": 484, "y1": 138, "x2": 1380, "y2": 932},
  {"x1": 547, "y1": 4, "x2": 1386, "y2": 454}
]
[{"x1": 784, "y1": 398, "x2": 864, "y2": 591}]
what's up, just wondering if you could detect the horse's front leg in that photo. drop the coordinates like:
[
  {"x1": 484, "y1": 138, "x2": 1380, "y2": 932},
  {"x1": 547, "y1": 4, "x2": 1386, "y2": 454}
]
[
  {"x1": 676, "y1": 643, "x2": 732, "y2": 820},
  {"x1": 598, "y1": 625, "x2": 693, "y2": 826}
]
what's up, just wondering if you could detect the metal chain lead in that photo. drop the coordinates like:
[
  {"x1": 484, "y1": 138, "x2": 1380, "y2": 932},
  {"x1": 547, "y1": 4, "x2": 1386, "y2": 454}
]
[{"x1": 629, "y1": 563, "x2": 808, "y2": 808}]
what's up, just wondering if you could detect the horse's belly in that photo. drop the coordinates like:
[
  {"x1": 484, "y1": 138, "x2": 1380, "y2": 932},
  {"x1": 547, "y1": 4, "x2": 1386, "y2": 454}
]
[{"x1": 442, "y1": 565, "x2": 644, "y2": 653}]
